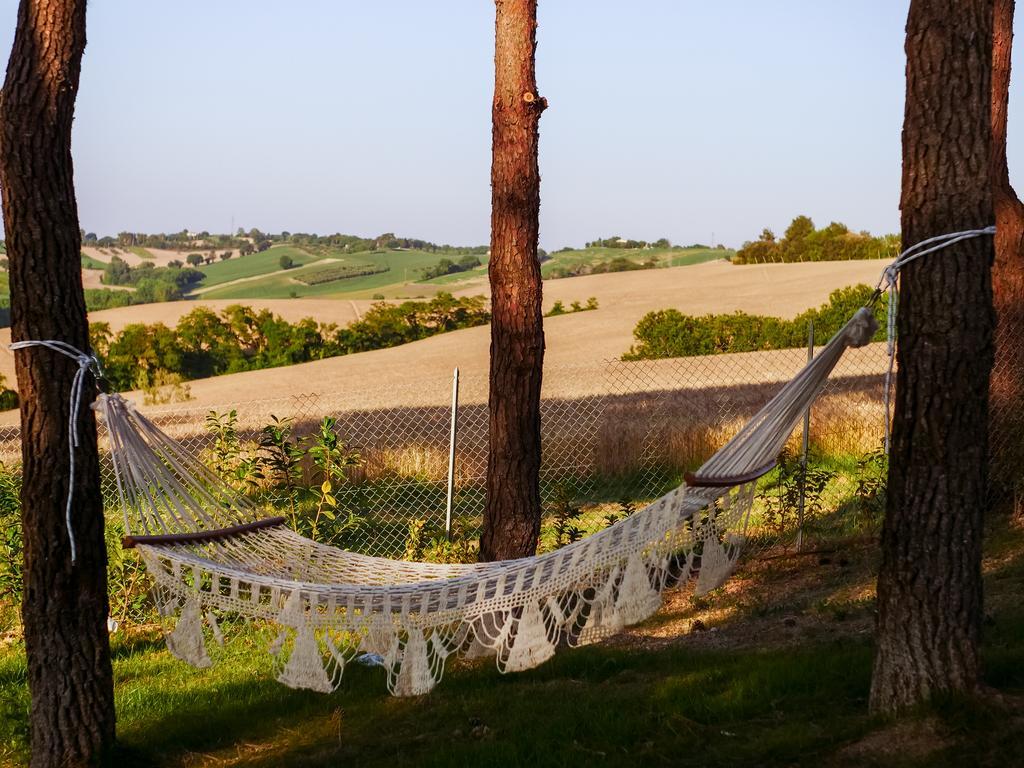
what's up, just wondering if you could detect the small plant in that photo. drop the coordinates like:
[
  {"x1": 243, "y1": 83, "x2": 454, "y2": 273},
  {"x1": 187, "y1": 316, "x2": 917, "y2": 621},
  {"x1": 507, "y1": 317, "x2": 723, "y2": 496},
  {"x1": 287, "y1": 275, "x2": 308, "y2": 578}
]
[
  {"x1": 547, "y1": 482, "x2": 585, "y2": 548},
  {"x1": 404, "y1": 518, "x2": 476, "y2": 564},
  {"x1": 257, "y1": 415, "x2": 303, "y2": 526},
  {"x1": 758, "y1": 449, "x2": 836, "y2": 538},
  {"x1": 203, "y1": 409, "x2": 258, "y2": 490},
  {"x1": 547, "y1": 300, "x2": 566, "y2": 317},
  {"x1": 0, "y1": 463, "x2": 23, "y2": 617},
  {"x1": 585, "y1": 296, "x2": 599, "y2": 310},
  {"x1": 852, "y1": 442, "x2": 888, "y2": 532},
  {"x1": 0, "y1": 374, "x2": 18, "y2": 411},
  {"x1": 305, "y1": 418, "x2": 363, "y2": 542},
  {"x1": 105, "y1": 517, "x2": 152, "y2": 625},
  {"x1": 603, "y1": 496, "x2": 636, "y2": 528}
]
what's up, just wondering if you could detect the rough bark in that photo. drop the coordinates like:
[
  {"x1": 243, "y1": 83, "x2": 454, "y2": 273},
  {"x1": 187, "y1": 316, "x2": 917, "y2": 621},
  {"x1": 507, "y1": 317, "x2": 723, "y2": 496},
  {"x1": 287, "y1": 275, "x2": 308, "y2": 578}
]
[
  {"x1": 870, "y1": 0, "x2": 995, "y2": 714},
  {"x1": 480, "y1": 0, "x2": 546, "y2": 561},
  {"x1": 990, "y1": 0, "x2": 1024, "y2": 497},
  {"x1": 0, "y1": 0, "x2": 116, "y2": 764}
]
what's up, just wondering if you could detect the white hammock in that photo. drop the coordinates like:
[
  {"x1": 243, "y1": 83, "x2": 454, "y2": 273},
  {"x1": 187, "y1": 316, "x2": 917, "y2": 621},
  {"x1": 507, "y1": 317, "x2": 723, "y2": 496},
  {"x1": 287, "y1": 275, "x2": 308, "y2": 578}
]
[{"x1": 95, "y1": 307, "x2": 878, "y2": 696}]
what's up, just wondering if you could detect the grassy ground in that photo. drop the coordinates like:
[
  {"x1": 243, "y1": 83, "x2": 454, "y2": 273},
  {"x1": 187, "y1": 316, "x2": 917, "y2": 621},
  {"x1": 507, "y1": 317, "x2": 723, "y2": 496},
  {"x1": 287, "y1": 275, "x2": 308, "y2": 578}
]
[
  {"x1": 199, "y1": 250, "x2": 453, "y2": 300},
  {"x1": 193, "y1": 246, "x2": 733, "y2": 301},
  {"x1": 128, "y1": 247, "x2": 155, "y2": 260},
  {"x1": 540, "y1": 246, "x2": 730, "y2": 279},
  {"x1": 81, "y1": 253, "x2": 109, "y2": 271},
  {"x1": 1, "y1": 518, "x2": 1021, "y2": 767}
]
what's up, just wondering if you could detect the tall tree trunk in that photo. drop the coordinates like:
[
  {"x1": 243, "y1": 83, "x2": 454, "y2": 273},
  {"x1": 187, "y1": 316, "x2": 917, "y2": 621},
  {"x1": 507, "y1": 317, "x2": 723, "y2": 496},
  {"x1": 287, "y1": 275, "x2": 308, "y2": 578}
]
[
  {"x1": 481, "y1": 0, "x2": 546, "y2": 561},
  {"x1": 990, "y1": 0, "x2": 1024, "y2": 499},
  {"x1": 0, "y1": 1, "x2": 116, "y2": 764},
  {"x1": 870, "y1": 0, "x2": 995, "y2": 715}
]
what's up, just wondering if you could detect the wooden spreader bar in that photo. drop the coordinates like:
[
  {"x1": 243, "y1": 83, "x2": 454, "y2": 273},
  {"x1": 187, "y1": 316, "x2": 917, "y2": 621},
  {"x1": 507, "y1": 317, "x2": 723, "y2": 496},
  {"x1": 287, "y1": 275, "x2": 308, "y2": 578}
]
[
  {"x1": 122, "y1": 516, "x2": 287, "y2": 549},
  {"x1": 683, "y1": 460, "x2": 778, "y2": 488}
]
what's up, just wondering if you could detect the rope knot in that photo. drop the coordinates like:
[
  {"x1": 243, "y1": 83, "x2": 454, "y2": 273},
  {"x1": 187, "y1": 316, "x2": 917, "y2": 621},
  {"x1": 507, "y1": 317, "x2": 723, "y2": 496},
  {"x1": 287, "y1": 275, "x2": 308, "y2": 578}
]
[
  {"x1": 844, "y1": 308, "x2": 879, "y2": 348},
  {"x1": 8, "y1": 339, "x2": 105, "y2": 563}
]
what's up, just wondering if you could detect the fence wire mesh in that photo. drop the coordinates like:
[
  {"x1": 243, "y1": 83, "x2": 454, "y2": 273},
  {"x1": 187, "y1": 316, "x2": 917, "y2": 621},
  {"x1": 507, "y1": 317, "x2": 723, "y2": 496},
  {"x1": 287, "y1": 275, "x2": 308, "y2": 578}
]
[
  {"x1": 0, "y1": 337, "x2": 897, "y2": 627},
  {"x1": 20, "y1": 341, "x2": 893, "y2": 554}
]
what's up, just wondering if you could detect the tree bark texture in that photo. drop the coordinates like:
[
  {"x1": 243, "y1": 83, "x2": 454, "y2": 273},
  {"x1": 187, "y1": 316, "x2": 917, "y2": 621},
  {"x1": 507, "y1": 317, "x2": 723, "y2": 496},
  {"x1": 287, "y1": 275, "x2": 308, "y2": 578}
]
[
  {"x1": 870, "y1": 0, "x2": 995, "y2": 714},
  {"x1": 989, "y1": 0, "x2": 1024, "y2": 497},
  {"x1": 481, "y1": 0, "x2": 546, "y2": 561},
  {"x1": 0, "y1": 0, "x2": 116, "y2": 764}
]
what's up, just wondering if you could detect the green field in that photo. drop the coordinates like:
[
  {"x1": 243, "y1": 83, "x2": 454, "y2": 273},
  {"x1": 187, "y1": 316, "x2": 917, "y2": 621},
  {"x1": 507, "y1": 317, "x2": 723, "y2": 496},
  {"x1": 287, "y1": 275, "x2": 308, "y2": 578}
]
[
  {"x1": 181, "y1": 245, "x2": 732, "y2": 301},
  {"x1": 193, "y1": 246, "x2": 323, "y2": 289},
  {"x1": 541, "y1": 246, "x2": 730, "y2": 279},
  {"x1": 199, "y1": 249, "x2": 452, "y2": 299},
  {"x1": 128, "y1": 246, "x2": 155, "y2": 260},
  {"x1": 81, "y1": 253, "x2": 108, "y2": 271}
]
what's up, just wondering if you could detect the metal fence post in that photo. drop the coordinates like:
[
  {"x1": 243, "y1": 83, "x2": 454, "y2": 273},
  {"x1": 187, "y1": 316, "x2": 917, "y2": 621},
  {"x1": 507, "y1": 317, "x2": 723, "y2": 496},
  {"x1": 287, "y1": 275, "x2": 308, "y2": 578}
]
[
  {"x1": 796, "y1": 320, "x2": 815, "y2": 551},
  {"x1": 445, "y1": 367, "x2": 460, "y2": 539}
]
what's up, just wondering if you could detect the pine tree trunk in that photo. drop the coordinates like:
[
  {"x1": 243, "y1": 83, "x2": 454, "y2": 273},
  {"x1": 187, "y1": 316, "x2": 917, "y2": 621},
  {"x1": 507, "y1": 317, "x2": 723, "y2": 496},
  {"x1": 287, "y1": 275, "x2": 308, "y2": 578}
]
[
  {"x1": 869, "y1": 0, "x2": 995, "y2": 715},
  {"x1": 990, "y1": 0, "x2": 1024, "y2": 497},
  {"x1": 0, "y1": 1, "x2": 116, "y2": 764},
  {"x1": 480, "y1": 0, "x2": 546, "y2": 562}
]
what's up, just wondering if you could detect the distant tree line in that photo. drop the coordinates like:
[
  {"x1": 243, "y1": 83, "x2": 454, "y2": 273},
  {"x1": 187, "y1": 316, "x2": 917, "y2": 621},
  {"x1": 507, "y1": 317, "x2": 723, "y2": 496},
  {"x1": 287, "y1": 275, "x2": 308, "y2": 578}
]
[
  {"x1": 586, "y1": 236, "x2": 672, "y2": 249},
  {"x1": 90, "y1": 293, "x2": 490, "y2": 391},
  {"x1": 421, "y1": 255, "x2": 483, "y2": 280},
  {"x1": 546, "y1": 256, "x2": 658, "y2": 280},
  {"x1": 624, "y1": 284, "x2": 885, "y2": 359},
  {"x1": 101, "y1": 255, "x2": 203, "y2": 301},
  {"x1": 80, "y1": 227, "x2": 490, "y2": 258},
  {"x1": 732, "y1": 216, "x2": 899, "y2": 265},
  {"x1": 83, "y1": 229, "x2": 251, "y2": 251}
]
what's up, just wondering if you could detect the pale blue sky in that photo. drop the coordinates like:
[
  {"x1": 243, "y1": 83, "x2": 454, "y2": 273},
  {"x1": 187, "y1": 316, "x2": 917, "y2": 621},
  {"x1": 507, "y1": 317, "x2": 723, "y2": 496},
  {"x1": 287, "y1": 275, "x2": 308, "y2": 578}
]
[{"x1": 0, "y1": 1, "x2": 1020, "y2": 249}]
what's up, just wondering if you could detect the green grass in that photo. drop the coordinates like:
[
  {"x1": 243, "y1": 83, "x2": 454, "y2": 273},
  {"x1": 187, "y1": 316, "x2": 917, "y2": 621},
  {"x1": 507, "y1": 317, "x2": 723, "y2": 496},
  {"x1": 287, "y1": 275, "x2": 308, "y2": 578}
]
[
  {"x1": 128, "y1": 246, "x2": 155, "y2": 260},
  {"x1": 194, "y1": 246, "x2": 733, "y2": 302},
  {"x1": 541, "y1": 246, "x2": 730, "y2": 279},
  {"x1": 419, "y1": 262, "x2": 490, "y2": 286},
  {"x1": 2, "y1": 521, "x2": 1022, "y2": 767},
  {"x1": 200, "y1": 249, "x2": 453, "y2": 300},
  {"x1": 193, "y1": 246, "x2": 323, "y2": 289},
  {"x1": 81, "y1": 253, "x2": 109, "y2": 271}
]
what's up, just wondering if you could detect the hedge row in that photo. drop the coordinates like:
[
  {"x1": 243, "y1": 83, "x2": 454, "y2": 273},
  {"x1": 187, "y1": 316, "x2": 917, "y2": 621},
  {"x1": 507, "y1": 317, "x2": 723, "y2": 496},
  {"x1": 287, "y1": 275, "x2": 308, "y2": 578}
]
[
  {"x1": 294, "y1": 263, "x2": 389, "y2": 285},
  {"x1": 624, "y1": 284, "x2": 886, "y2": 359}
]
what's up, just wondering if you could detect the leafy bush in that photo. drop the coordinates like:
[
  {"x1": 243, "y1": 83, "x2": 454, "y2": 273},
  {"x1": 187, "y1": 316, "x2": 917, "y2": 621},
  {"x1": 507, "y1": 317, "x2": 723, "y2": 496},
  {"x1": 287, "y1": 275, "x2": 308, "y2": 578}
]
[
  {"x1": 102, "y1": 255, "x2": 202, "y2": 293},
  {"x1": 625, "y1": 284, "x2": 885, "y2": 359},
  {"x1": 420, "y1": 255, "x2": 482, "y2": 281},
  {"x1": 90, "y1": 294, "x2": 489, "y2": 391},
  {"x1": 733, "y1": 216, "x2": 898, "y2": 264},
  {"x1": 546, "y1": 296, "x2": 599, "y2": 317},
  {"x1": 404, "y1": 518, "x2": 477, "y2": 564},
  {"x1": 0, "y1": 374, "x2": 17, "y2": 411}
]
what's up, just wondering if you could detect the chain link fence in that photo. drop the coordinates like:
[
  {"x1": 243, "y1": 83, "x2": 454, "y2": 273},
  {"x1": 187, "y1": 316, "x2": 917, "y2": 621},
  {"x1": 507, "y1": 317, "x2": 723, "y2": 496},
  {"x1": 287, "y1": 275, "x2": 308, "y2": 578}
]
[
  {"x1": 0, "y1": 336, "x2": 894, "y2": 628},
  {"x1": 0, "y1": 337, "x2": 893, "y2": 557}
]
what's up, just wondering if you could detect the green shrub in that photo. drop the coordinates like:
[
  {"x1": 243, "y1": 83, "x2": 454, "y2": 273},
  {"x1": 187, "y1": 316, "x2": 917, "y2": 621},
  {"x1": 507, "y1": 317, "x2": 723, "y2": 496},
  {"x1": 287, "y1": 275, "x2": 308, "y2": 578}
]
[
  {"x1": 625, "y1": 284, "x2": 885, "y2": 359},
  {"x1": 90, "y1": 294, "x2": 489, "y2": 391},
  {"x1": 733, "y1": 215, "x2": 898, "y2": 264}
]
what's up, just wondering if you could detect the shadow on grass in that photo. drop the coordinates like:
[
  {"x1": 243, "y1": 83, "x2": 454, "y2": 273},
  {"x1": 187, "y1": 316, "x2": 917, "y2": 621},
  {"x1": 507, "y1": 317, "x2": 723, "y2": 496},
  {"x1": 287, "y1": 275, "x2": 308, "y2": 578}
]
[{"x1": 108, "y1": 638, "x2": 877, "y2": 768}]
